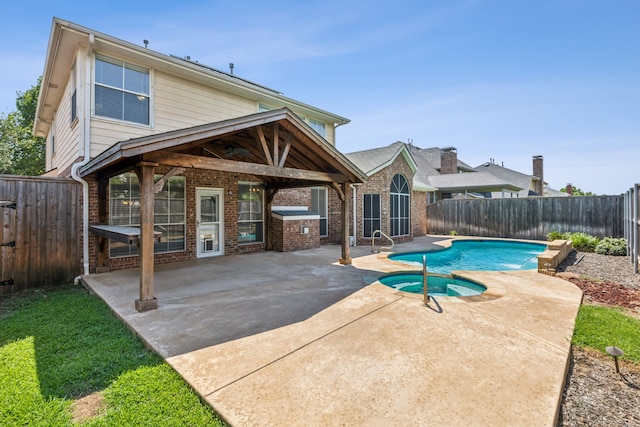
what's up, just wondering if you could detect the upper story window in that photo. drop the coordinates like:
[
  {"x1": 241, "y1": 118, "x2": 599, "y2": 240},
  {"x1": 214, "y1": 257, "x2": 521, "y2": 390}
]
[
  {"x1": 95, "y1": 54, "x2": 150, "y2": 125},
  {"x1": 258, "y1": 103, "x2": 326, "y2": 138},
  {"x1": 258, "y1": 103, "x2": 275, "y2": 112},
  {"x1": 70, "y1": 62, "x2": 77, "y2": 124},
  {"x1": 308, "y1": 118, "x2": 326, "y2": 138}
]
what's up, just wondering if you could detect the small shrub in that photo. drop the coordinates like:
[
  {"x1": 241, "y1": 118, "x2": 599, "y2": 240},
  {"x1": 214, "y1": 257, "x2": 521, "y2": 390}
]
[
  {"x1": 595, "y1": 237, "x2": 627, "y2": 256},
  {"x1": 546, "y1": 231, "x2": 564, "y2": 241},
  {"x1": 449, "y1": 230, "x2": 458, "y2": 236},
  {"x1": 567, "y1": 232, "x2": 599, "y2": 252}
]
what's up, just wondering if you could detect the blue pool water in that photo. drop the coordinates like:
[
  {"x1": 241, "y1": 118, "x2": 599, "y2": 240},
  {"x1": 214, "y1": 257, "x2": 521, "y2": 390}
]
[
  {"x1": 378, "y1": 272, "x2": 486, "y2": 297},
  {"x1": 388, "y1": 239, "x2": 546, "y2": 274}
]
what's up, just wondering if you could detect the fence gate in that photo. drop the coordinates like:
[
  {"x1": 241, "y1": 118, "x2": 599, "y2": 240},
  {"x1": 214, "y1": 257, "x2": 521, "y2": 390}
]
[{"x1": 0, "y1": 200, "x2": 16, "y2": 294}]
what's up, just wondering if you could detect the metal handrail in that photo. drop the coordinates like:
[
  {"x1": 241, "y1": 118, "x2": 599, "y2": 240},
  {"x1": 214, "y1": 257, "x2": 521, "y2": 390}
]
[{"x1": 371, "y1": 229, "x2": 395, "y2": 253}]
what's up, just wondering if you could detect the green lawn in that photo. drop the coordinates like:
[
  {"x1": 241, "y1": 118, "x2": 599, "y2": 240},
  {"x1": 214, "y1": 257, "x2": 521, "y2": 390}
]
[
  {"x1": 572, "y1": 304, "x2": 640, "y2": 363},
  {"x1": 0, "y1": 284, "x2": 227, "y2": 426}
]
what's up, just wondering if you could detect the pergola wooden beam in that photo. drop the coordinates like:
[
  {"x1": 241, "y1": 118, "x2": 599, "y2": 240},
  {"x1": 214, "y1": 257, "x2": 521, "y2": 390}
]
[{"x1": 143, "y1": 152, "x2": 349, "y2": 183}]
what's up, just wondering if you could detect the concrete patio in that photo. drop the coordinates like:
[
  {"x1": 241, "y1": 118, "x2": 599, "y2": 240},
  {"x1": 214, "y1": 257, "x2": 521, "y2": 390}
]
[{"x1": 81, "y1": 236, "x2": 583, "y2": 426}]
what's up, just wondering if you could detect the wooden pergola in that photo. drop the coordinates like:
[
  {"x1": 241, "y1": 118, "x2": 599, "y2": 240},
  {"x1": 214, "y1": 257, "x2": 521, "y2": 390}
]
[{"x1": 79, "y1": 108, "x2": 366, "y2": 312}]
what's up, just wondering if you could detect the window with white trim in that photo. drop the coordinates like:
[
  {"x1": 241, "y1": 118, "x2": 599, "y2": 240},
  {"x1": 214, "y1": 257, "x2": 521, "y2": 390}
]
[
  {"x1": 50, "y1": 117, "x2": 56, "y2": 156},
  {"x1": 308, "y1": 118, "x2": 326, "y2": 138},
  {"x1": 390, "y1": 174, "x2": 410, "y2": 237},
  {"x1": 258, "y1": 103, "x2": 275, "y2": 112},
  {"x1": 363, "y1": 193, "x2": 381, "y2": 238},
  {"x1": 70, "y1": 62, "x2": 77, "y2": 123},
  {"x1": 311, "y1": 187, "x2": 328, "y2": 237},
  {"x1": 238, "y1": 182, "x2": 264, "y2": 244},
  {"x1": 109, "y1": 172, "x2": 185, "y2": 257},
  {"x1": 95, "y1": 54, "x2": 150, "y2": 125}
]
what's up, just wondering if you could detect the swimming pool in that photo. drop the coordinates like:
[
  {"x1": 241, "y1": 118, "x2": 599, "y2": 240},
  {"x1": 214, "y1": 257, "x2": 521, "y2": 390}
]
[
  {"x1": 388, "y1": 239, "x2": 546, "y2": 274},
  {"x1": 378, "y1": 272, "x2": 486, "y2": 297}
]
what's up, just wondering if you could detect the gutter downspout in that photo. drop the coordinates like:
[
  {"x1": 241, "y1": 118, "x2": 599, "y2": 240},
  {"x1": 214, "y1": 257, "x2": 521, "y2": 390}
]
[
  {"x1": 349, "y1": 183, "x2": 361, "y2": 246},
  {"x1": 71, "y1": 34, "x2": 94, "y2": 280}
]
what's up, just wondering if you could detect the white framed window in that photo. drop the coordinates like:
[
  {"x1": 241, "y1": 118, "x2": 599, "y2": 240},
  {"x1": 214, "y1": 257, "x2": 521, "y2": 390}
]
[
  {"x1": 258, "y1": 103, "x2": 276, "y2": 112},
  {"x1": 311, "y1": 187, "x2": 328, "y2": 237},
  {"x1": 50, "y1": 117, "x2": 56, "y2": 156},
  {"x1": 95, "y1": 54, "x2": 150, "y2": 125},
  {"x1": 70, "y1": 61, "x2": 77, "y2": 124},
  {"x1": 390, "y1": 174, "x2": 410, "y2": 237},
  {"x1": 308, "y1": 118, "x2": 326, "y2": 138},
  {"x1": 109, "y1": 172, "x2": 185, "y2": 257},
  {"x1": 363, "y1": 193, "x2": 381, "y2": 238},
  {"x1": 238, "y1": 182, "x2": 264, "y2": 244}
]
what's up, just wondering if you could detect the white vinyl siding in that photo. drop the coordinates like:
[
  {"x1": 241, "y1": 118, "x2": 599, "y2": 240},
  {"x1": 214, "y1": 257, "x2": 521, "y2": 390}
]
[{"x1": 48, "y1": 76, "x2": 80, "y2": 173}]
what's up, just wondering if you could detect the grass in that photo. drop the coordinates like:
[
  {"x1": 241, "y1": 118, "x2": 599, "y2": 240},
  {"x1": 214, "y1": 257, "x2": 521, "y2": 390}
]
[
  {"x1": 0, "y1": 284, "x2": 227, "y2": 426},
  {"x1": 572, "y1": 304, "x2": 640, "y2": 363}
]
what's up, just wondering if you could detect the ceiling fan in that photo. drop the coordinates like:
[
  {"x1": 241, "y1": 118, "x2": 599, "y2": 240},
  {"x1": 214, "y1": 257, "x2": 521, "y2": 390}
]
[{"x1": 223, "y1": 146, "x2": 253, "y2": 158}]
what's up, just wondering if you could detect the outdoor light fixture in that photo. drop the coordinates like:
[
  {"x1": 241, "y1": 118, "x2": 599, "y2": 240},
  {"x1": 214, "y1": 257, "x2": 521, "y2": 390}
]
[{"x1": 605, "y1": 346, "x2": 624, "y2": 373}]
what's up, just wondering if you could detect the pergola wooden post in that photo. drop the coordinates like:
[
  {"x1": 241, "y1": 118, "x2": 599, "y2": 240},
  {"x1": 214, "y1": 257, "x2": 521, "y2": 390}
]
[
  {"x1": 339, "y1": 182, "x2": 352, "y2": 265},
  {"x1": 134, "y1": 161, "x2": 158, "y2": 312}
]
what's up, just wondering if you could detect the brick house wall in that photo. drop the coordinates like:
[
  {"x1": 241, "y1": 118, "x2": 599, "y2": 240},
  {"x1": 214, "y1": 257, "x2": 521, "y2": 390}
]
[
  {"x1": 87, "y1": 167, "x2": 267, "y2": 273},
  {"x1": 351, "y1": 153, "x2": 416, "y2": 246},
  {"x1": 275, "y1": 154, "x2": 424, "y2": 247},
  {"x1": 273, "y1": 186, "x2": 339, "y2": 244},
  {"x1": 271, "y1": 214, "x2": 320, "y2": 252},
  {"x1": 412, "y1": 190, "x2": 427, "y2": 237}
]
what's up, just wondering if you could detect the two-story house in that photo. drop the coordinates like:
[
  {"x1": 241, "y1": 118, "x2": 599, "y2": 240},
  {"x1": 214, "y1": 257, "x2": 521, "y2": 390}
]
[{"x1": 34, "y1": 18, "x2": 365, "y2": 311}]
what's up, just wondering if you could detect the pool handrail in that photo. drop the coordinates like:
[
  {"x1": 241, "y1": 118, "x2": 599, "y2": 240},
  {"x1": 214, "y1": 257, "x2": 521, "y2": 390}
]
[{"x1": 371, "y1": 229, "x2": 394, "y2": 253}]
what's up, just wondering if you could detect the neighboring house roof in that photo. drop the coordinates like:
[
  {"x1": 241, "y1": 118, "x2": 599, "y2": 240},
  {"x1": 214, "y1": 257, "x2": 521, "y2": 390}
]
[
  {"x1": 544, "y1": 186, "x2": 570, "y2": 197},
  {"x1": 475, "y1": 162, "x2": 535, "y2": 198},
  {"x1": 406, "y1": 146, "x2": 474, "y2": 172},
  {"x1": 426, "y1": 171, "x2": 522, "y2": 193},
  {"x1": 34, "y1": 18, "x2": 350, "y2": 137},
  {"x1": 79, "y1": 108, "x2": 367, "y2": 187},
  {"x1": 345, "y1": 142, "x2": 415, "y2": 175}
]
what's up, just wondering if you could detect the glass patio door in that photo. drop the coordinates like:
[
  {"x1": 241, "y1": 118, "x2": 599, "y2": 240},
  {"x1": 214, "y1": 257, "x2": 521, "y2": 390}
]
[{"x1": 196, "y1": 188, "x2": 224, "y2": 258}]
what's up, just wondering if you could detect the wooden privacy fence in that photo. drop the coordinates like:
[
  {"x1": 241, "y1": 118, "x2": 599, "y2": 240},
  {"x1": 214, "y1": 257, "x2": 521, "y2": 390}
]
[
  {"x1": 426, "y1": 195, "x2": 624, "y2": 241},
  {"x1": 624, "y1": 184, "x2": 639, "y2": 274},
  {"x1": 0, "y1": 175, "x2": 80, "y2": 295}
]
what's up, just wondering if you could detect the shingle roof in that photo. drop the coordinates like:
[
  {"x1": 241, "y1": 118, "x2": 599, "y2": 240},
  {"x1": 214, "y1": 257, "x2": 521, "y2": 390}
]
[
  {"x1": 427, "y1": 171, "x2": 522, "y2": 193},
  {"x1": 345, "y1": 142, "x2": 408, "y2": 175},
  {"x1": 475, "y1": 163, "x2": 535, "y2": 197}
]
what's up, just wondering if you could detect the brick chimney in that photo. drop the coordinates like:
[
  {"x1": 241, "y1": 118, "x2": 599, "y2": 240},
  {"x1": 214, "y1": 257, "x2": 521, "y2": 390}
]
[
  {"x1": 440, "y1": 147, "x2": 458, "y2": 174},
  {"x1": 565, "y1": 183, "x2": 573, "y2": 196},
  {"x1": 532, "y1": 155, "x2": 544, "y2": 195}
]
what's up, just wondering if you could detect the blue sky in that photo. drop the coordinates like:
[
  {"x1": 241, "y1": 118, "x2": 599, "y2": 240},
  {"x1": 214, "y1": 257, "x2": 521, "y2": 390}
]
[{"x1": 1, "y1": 0, "x2": 638, "y2": 195}]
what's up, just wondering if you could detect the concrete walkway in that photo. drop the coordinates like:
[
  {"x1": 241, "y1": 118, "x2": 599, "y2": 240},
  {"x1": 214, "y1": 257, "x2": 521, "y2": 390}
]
[{"x1": 82, "y1": 237, "x2": 583, "y2": 426}]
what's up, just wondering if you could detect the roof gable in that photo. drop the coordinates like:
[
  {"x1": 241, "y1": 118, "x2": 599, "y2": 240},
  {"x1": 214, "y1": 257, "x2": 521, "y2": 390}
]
[
  {"x1": 79, "y1": 108, "x2": 366, "y2": 187},
  {"x1": 345, "y1": 142, "x2": 417, "y2": 176}
]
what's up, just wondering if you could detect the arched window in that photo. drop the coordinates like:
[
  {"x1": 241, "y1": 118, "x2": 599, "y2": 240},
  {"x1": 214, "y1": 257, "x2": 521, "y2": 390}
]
[{"x1": 390, "y1": 174, "x2": 410, "y2": 237}]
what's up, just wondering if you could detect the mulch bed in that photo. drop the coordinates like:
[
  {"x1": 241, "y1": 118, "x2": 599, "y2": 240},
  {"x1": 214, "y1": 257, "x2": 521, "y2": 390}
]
[{"x1": 568, "y1": 277, "x2": 640, "y2": 310}]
